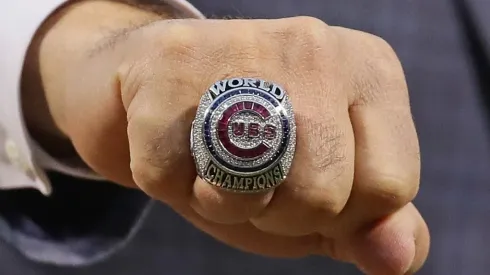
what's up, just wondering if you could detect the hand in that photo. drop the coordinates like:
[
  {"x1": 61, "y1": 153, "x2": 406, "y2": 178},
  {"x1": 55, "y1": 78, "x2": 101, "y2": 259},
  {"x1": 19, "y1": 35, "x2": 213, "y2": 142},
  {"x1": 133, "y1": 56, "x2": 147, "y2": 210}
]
[{"x1": 28, "y1": 1, "x2": 429, "y2": 274}]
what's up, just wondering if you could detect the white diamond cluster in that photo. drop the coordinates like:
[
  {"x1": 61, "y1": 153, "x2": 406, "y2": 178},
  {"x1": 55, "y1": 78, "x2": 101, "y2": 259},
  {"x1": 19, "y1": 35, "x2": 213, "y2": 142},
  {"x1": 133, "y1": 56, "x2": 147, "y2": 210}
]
[
  {"x1": 191, "y1": 95, "x2": 212, "y2": 176},
  {"x1": 280, "y1": 95, "x2": 296, "y2": 176}
]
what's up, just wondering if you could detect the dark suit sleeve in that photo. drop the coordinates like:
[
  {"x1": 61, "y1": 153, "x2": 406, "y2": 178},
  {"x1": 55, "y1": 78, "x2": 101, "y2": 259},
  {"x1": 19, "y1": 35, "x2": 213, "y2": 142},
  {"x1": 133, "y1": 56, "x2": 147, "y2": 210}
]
[{"x1": 0, "y1": 171, "x2": 151, "y2": 266}]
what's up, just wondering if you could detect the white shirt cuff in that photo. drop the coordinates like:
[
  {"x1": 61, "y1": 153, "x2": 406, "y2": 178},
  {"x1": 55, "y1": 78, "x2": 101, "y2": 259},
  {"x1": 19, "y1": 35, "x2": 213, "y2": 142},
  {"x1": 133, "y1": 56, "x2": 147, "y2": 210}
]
[{"x1": 0, "y1": 0, "x2": 204, "y2": 195}]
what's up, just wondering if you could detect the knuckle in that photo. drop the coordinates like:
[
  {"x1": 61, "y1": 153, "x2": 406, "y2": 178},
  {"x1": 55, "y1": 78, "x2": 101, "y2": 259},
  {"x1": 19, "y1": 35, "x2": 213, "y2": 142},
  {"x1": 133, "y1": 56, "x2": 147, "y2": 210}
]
[
  {"x1": 130, "y1": 158, "x2": 168, "y2": 199},
  {"x1": 292, "y1": 16, "x2": 330, "y2": 49},
  {"x1": 271, "y1": 16, "x2": 329, "y2": 49},
  {"x1": 127, "y1": 108, "x2": 195, "y2": 203},
  {"x1": 159, "y1": 22, "x2": 200, "y2": 55},
  {"x1": 342, "y1": 29, "x2": 408, "y2": 105},
  {"x1": 270, "y1": 17, "x2": 335, "y2": 76},
  {"x1": 308, "y1": 177, "x2": 352, "y2": 220},
  {"x1": 158, "y1": 20, "x2": 261, "y2": 81},
  {"x1": 317, "y1": 194, "x2": 348, "y2": 218},
  {"x1": 222, "y1": 29, "x2": 262, "y2": 69},
  {"x1": 293, "y1": 16, "x2": 329, "y2": 33},
  {"x1": 371, "y1": 173, "x2": 420, "y2": 209},
  {"x1": 128, "y1": 128, "x2": 176, "y2": 198},
  {"x1": 131, "y1": 151, "x2": 192, "y2": 205},
  {"x1": 364, "y1": 34, "x2": 403, "y2": 75},
  {"x1": 148, "y1": 21, "x2": 203, "y2": 66},
  {"x1": 118, "y1": 55, "x2": 153, "y2": 111},
  {"x1": 367, "y1": 40, "x2": 404, "y2": 84},
  {"x1": 365, "y1": 33, "x2": 398, "y2": 58}
]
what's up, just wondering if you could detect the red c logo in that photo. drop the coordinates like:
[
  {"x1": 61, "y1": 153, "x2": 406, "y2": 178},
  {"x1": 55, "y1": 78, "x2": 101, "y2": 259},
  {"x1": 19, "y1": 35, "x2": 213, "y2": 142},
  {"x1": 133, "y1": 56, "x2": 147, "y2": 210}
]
[{"x1": 217, "y1": 101, "x2": 278, "y2": 159}]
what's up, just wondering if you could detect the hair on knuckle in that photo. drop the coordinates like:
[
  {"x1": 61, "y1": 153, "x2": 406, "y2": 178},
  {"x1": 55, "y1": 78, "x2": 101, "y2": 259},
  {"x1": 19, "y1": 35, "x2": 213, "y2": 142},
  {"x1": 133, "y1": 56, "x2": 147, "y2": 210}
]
[{"x1": 297, "y1": 115, "x2": 348, "y2": 173}]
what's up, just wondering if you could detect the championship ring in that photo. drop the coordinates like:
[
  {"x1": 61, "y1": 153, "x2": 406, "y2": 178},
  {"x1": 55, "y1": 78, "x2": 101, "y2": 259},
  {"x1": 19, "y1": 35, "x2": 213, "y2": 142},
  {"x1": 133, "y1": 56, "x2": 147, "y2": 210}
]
[{"x1": 190, "y1": 78, "x2": 296, "y2": 193}]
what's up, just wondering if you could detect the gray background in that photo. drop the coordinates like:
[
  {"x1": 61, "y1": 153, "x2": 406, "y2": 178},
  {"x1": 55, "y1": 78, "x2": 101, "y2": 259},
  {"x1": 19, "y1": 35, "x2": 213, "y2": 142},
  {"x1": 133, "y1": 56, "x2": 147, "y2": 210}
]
[{"x1": 1, "y1": 0, "x2": 490, "y2": 274}]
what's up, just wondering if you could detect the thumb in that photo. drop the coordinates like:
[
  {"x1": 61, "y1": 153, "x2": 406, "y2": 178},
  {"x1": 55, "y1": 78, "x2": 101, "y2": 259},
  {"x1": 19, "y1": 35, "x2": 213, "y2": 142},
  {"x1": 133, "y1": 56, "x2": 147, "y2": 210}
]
[{"x1": 345, "y1": 203, "x2": 430, "y2": 275}]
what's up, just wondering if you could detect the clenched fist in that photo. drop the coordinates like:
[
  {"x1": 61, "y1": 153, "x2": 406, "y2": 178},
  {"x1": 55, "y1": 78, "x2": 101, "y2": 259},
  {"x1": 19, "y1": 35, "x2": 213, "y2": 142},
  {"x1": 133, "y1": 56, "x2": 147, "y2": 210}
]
[{"x1": 25, "y1": 1, "x2": 429, "y2": 274}]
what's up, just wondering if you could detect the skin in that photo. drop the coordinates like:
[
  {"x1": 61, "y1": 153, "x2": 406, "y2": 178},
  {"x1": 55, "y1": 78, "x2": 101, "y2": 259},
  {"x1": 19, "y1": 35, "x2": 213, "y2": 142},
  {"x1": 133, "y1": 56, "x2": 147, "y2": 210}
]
[{"x1": 22, "y1": 0, "x2": 430, "y2": 274}]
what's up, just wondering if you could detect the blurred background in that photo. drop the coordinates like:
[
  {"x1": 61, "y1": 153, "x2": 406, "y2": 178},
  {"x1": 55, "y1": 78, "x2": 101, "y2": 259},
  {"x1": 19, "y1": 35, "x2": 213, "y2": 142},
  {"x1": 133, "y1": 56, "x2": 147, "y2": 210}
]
[{"x1": 1, "y1": 0, "x2": 489, "y2": 274}]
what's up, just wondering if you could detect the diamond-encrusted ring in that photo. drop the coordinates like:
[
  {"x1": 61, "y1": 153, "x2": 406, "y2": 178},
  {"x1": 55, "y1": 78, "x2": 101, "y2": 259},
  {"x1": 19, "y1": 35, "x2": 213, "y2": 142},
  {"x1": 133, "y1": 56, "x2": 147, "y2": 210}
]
[{"x1": 191, "y1": 78, "x2": 297, "y2": 193}]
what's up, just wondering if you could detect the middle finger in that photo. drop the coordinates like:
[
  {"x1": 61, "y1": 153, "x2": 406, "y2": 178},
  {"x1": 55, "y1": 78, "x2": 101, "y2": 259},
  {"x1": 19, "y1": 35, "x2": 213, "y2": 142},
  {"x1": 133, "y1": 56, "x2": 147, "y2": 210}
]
[{"x1": 250, "y1": 77, "x2": 355, "y2": 236}]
